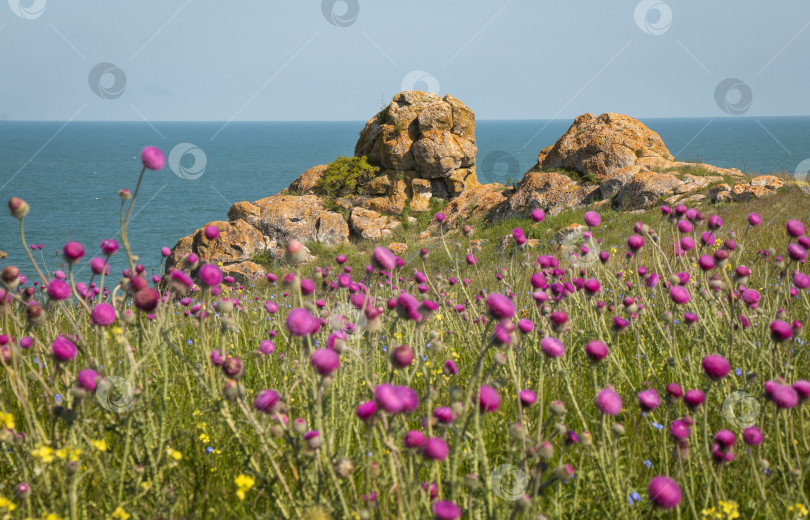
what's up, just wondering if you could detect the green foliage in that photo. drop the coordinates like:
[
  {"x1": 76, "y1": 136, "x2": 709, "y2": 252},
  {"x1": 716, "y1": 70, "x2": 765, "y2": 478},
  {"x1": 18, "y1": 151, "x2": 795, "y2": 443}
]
[
  {"x1": 250, "y1": 249, "x2": 275, "y2": 268},
  {"x1": 316, "y1": 156, "x2": 379, "y2": 198},
  {"x1": 548, "y1": 168, "x2": 598, "y2": 184},
  {"x1": 651, "y1": 163, "x2": 715, "y2": 178}
]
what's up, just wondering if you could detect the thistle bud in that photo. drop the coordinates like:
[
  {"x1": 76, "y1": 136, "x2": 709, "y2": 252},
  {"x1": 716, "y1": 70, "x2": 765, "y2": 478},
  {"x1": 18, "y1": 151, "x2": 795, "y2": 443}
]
[
  {"x1": 549, "y1": 400, "x2": 567, "y2": 417},
  {"x1": 334, "y1": 457, "x2": 355, "y2": 478},
  {"x1": 222, "y1": 379, "x2": 245, "y2": 402},
  {"x1": 611, "y1": 423, "x2": 626, "y2": 437},
  {"x1": 8, "y1": 197, "x2": 29, "y2": 219},
  {"x1": 14, "y1": 481, "x2": 31, "y2": 499}
]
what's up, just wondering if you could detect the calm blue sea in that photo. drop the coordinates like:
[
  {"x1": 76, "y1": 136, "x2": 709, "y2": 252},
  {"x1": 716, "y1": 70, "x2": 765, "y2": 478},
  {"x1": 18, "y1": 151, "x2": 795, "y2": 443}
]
[{"x1": 0, "y1": 117, "x2": 808, "y2": 275}]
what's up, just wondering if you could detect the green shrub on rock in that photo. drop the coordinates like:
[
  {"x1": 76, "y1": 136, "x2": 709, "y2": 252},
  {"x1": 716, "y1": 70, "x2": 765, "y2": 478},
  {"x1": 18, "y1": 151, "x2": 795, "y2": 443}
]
[{"x1": 316, "y1": 156, "x2": 379, "y2": 198}]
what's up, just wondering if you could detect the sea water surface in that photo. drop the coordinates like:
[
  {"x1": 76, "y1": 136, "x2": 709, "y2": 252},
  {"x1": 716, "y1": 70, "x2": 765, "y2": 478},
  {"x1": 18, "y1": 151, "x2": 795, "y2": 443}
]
[{"x1": 0, "y1": 116, "x2": 808, "y2": 275}]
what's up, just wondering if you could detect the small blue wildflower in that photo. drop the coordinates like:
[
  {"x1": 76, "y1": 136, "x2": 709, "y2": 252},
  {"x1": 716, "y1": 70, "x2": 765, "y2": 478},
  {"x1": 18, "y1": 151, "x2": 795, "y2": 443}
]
[
  {"x1": 629, "y1": 491, "x2": 641, "y2": 505},
  {"x1": 644, "y1": 459, "x2": 652, "y2": 468},
  {"x1": 205, "y1": 446, "x2": 214, "y2": 454},
  {"x1": 652, "y1": 422, "x2": 664, "y2": 430}
]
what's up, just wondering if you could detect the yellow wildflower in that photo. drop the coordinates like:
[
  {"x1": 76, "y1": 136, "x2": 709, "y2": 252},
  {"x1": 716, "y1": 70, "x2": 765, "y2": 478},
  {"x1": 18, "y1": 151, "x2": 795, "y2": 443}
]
[
  {"x1": 90, "y1": 439, "x2": 108, "y2": 452},
  {"x1": 192, "y1": 409, "x2": 202, "y2": 417},
  {"x1": 0, "y1": 412, "x2": 15, "y2": 430},
  {"x1": 166, "y1": 447, "x2": 183, "y2": 461},
  {"x1": 110, "y1": 507, "x2": 131, "y2": 520},
  {"x1": 199, "y1": 433, "x2": 211, "y2": 444},
  {"x1": 789, "y1": 504, "x2": 809, "y2": 518},
  {"x1": 235, "y1": 474, "x2": 255, "y2": 500},
  {"x1": 55, "y1": 447, "x2": 82, "y2": 462},
  {"x1": 32, "y1": 445, "x2": 54, "y2": 463},
  {"x1": 0, "y1": 496, "x2": 16, "y2": 512}
]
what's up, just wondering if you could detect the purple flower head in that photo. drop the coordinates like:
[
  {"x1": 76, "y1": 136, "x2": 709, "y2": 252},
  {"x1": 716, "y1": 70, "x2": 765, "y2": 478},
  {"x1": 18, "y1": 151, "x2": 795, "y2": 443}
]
[
  {"x1": 204, "y1": 225, "x2": 220, "y2": 240},
  {"x1": 310, "y1": 349, "x2": 340, "y2": 376},
  {"x1": 356, "y1": 401, "x2": 377, "y2": 421},
  {"x1": 786, "y1": 219, "x2": 806, "y2": 238},
  {"x1": 519, "y1": 389, "x2": 537, "y2": 406},
  {"x1": 670, "y1": 286, "x2": 690, "y2": 305},
  {"x1": 540, "y1": 336, "x2": 565, "y2": 358},
  {"x1": 100, "y1": 239, "x2": 120, "y2": 255},
  {"x1": 198, "y1": 264, "x2": 222, "y2": 287},
  {"x1": 748, "y1": 213, "x2": 762, "y2": 226},
  {"x1": 63, "y1": 242, "x2": 85, "y2": 264},
  {"x1": 433, "y1": 500, "x2": 461, "y2": 520},
  {"x1": 422, "y1": 437, "x2": 449, "y2": 461},
  {"x1": 479, "y1": 385, "x2": 500, "y2": 413},
  {"x1": 286, "y1": 308, "x2": 320, "y2": 336},
  {"x1": 141, "y1": 146, "x2": 165, "y2": 170},
  {"x1": 47, "y1": 279, "x2": 71, "y2": 300},
  {"x1": 647, "y1": 476, "x2": 681, "y2": 509},
  {"x1": 702, "y1": 354, "x2": 730, "y2": 381},
  {"x1": 396, "y1": 293, "x2": 422, "y2": 321},
  {"x1": 770, "y1": 384, "x2": 798, "y2": 409},
  {"x1": 596, "y1": 387, "x2": 622, "y2": 416},
  {"x1": 637, "y1": 388, "x2": 661, "y2": 411},
  {"x1": 531, "y1": 208, "x2": 545, "y2": 222},
  {"x1": 254, "y1": 390, "x2": 281, "y2": 413},
  {"x1": 371, "y1": 246, "x2": 397, "y2": 271},
  {"x1": 684, "y1": 389, "x2": 705, "y2": 409},
  {"x1": 670, "y1": 420, "x2": 690, "y2": 439},
  {"x1": 77, "y1": 369, "x2": 100, "y2": 392},
  {"x1": 403, "y1": 430, "x2": 426, "y2": 448},
  {"x1": 584, "y1": 211, "x2": 601, "y2": 227},
  {"x1": 585, "y1": 340, "x2": 608, "y2": 361},
  {"x1": 90, "y1": 303, "x2": 116, "y2": 327},
  {"x1": 742, "y1": 426, "x2": 763, "y2": 446},
  {"x1": 52, "y1": 335, "x2": 77, "y2": 362},
  {"x1": 770, "y1": 320, "x2": 793, "y2": 342},
  {"x1": 485, "y1": 293, "x2": 515, "y2": 320}
]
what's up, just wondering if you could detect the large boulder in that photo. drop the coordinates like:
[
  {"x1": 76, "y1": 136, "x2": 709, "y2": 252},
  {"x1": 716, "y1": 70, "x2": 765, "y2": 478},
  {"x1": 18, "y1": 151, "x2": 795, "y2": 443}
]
[
  {"x1": 537, "y1": 113, "x2": 672, "y2": 181},
  {"x1": 349, "y1": 207, "x2": 401, "y2": 240},
  {"x1": 439, "y1": 183, "x2": 509, "y2": 226},
  {"x1": 165, "y1": 219, "x2": 265, "y2": 272},
  {"x1": 355, "y1": 91, "x2": 479, "y2": 199},
  {"x1": 228, "y1": 194, "x2": 349, "y2": 247},
  {"x1": 497, "y1": 171, "x2": 598, "y2": 218}
]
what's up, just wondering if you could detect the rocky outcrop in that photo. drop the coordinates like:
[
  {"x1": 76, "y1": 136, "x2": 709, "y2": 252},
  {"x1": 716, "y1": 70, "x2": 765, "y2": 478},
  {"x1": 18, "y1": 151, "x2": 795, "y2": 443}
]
[
  {"x1": 228, "y1": 195, "x2": 349, "y2": 247},
  {"x1": 499, "y1": 113, "x2": 756, "y2": 219},
  {"x1": 497, "y1": 171, "x2": 598, "y2": 218},
  {"x1": 355, "y1": 91, "x2": 479, "y2": 202},
  {"x1": 710, "y1": 175, "x2": 785, "y2": 203},
  {"x1": 536, "y1": 113, "x2": 672, "y2": 181},
  {"x1": 439, "y1": 183, "x2": 509, "y2": 226},
  {"x1": 349, "y1": 207, "x2": 401, "y2": 240}
]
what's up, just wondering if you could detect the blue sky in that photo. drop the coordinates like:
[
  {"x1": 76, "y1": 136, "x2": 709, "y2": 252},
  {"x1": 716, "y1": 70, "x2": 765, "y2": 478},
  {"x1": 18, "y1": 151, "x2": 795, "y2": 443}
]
[{"x1": 1, "y1": 0, "x2": 809, "y2": 121}]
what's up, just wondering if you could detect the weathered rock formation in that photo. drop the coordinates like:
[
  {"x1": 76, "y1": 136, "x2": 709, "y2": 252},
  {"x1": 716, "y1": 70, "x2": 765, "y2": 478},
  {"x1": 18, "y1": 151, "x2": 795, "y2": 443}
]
[{"x1": 497, "y1": 113, "x2": 754, "y2": 219}]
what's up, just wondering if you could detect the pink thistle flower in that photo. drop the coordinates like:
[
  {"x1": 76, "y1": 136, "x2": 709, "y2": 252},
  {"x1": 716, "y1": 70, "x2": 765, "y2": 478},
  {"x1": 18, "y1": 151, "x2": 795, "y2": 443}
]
[
  {"x1": 141, "y1": 146, "x2": 165, "y2": 170},
  {"x1": 433, "y1": 501, "x2": 461, "y2": 520},
  {"x1": 637, "y1": 388, "x2": 661, "y2": 411},
  {"x1": 62, "y1": 242, "x2": 85, "y2": 264},
  {"x1": 51, "y1": 335, "x2": 77, "y2": 362},
  {"x1": 478, "y1": 385, "x2": 500, "y2": 413},
  {"x1": 647, "y1": 476, "x2": 681, "y2": 509},
  {"x1": 310, "y1": 349, "x2": 340, "y2": 376},
  {"x1": 90, "y1": 303, "x2": 116, "y2": 327},
  {"x1": 702, "y1": 354, "x2": 730, "y2": 381},
  {"x1": 356, "y1": 401, "x2": 377, "y2": 421},
  {"x1": 519, "y1": 389, "x2": 537, "y2": 406},
  {"x1": 422, "y1": 437, "x2": 449, "y2": 461},
  {"x1": 77, "y1": 369, "x2": 100, "y2": 392},
  {"x1": 254, "y1": 390, "x2": 280, "y2": 413},
  {"x1": 596, "y1": 387, "x2": 622, "y2": 416}
]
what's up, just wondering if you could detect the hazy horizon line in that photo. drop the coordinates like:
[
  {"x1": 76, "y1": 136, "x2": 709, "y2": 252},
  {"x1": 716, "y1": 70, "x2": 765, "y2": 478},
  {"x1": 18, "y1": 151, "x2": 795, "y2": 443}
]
[{"x1": 2, "y1": 114, "x2": 810, "y2": 124}]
